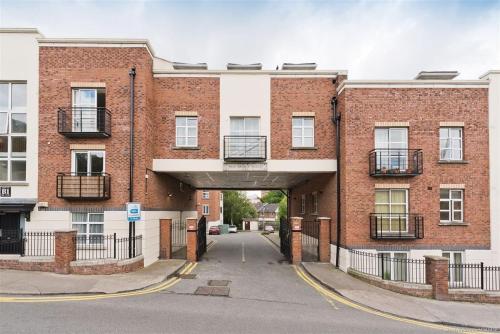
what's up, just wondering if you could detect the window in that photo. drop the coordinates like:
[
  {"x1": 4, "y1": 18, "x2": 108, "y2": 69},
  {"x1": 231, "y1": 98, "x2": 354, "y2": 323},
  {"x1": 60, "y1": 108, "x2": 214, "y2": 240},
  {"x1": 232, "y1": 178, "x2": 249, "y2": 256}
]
[
  {"x1": 440, "y1": 127, "x2": 463, "y2": 161},
  {"x1": 300, "y1": 194, "x2": 306, "y2": 214},
  {"x1": 72, "y1": 212, "x2": 104, "y2": 245},
  {"x1": 379, "y1": 252, "x2": 408, "y2": 281},
  {"x1": 443, "y1": 252, "x2": 463, "y2": 284},
  {"x1": 202, "y1": 204, "x2": 209, "y2": 215},
  {"x1": 176, "y1": 116, "x2": 198, "y2": 147},
  {"x1": 0, "y1": 83, "x2": 27, "y2": 182},
  {"x1": 72, "y1": 151, "x2": 105, "y2": 175},
  {"x1": 229, "y1": 117, "x2": 260, "y2": 157},
  {"x1": 311, "y1": 192, "x2": 318, "y2": 215},
  {"x1": 375, "y1": 127, "x2": 408, "y2": 170},
  {"x1": 375, "y1": 189, "x2": 408, "y2": 232},
  {"x1": 440, "y1": 189, "x2": 463, "y2": 223},
  {"x1": 72, "y1": 88, "x2": 105, "y2": 132},
  {"x1": 292, "y1": 117, "x2": 314, "y2": 148},
  {"x1": 202, "y1": 191, "x2": 209, "y2": 199}
]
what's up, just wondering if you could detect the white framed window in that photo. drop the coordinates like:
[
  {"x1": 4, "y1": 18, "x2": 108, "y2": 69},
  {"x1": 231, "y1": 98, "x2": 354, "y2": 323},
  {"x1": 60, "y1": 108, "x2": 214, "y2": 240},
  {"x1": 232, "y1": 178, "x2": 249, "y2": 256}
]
[
  {"x1": 229, "y1": 117, "x2": 260, "y2": 157},
  {"x1": 300, "y1": 194, "x2": 306, "y2": 214},
  {"x1": 71, "y1": 150, "x2": 105, "y2": 175},
  {"x1": 375, "y1": 127, "x2": 408, "y2": 170},
  {"x1": 292, "y1": 117, "x2": 314, "y2": 148},
  {"x1": 72, "y1": 212, "x2": 104, "y2": 245},
  {"x1": 176, "y1": 116, "x2": 198, "y2": 147},
  {"x1": 72, "y1": 88, "x2": 105, "y2": 132},
  {"x1": 311, "y1": 192, "x2": 318, "y2": 215},
  {"x1": 202, "y1": 191, "x2": 209, "y2": 199},
  {"x1": 440, "y1": 189, "x2": 463, "y2": 223},
  {"x1": 443, "y1": 251, "x2": 463, "y2": 285},
  {"x1": 375, "y1": 189, "x2": 408, "y2": 232},
  {"x1": 440, "y1": 127, "x2": 463, "y2": 161},
  {"x1": 0, "y1": 82, "x2": 27, "y2": 182},
  {"x1": 378, "y1": 252, "x2": 408, "y2": 281},
  {"x1": 202, "y1": 204, "x2": 209, "y2": 215}
]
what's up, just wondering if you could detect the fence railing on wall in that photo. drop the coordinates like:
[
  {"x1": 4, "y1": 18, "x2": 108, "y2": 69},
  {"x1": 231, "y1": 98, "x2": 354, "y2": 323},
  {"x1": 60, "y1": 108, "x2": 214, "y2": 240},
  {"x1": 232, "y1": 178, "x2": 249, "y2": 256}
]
[
  {"x1": 449, "y1": 263, "x2": 500, "y2": 291},
  {"x1": 24, "y1": 231, "x2": 55, "y2": 257},
  {"x1": 75, "y1": 234, "x2": 142, "y2": 261},
  {"x1": 349, "y1": 249, "x2": 427, "y2": 284}
]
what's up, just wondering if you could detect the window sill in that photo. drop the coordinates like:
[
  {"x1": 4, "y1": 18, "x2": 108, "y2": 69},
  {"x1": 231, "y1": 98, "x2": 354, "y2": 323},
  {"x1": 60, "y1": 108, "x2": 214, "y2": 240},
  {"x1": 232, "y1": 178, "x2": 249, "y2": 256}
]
[
  {"x1": 291, "y1": 147, "x2": 318, "y2": 151},
  {"x1": 438, "y1": 160, "x2": 469, "y2": 164},
  {"x1": 173, "y1": 146, "x2": 200, "y2": 150},
  {"x1": 438, "y1": 222, "x2": 470, "y2": 226},
  {"x1": 0, "y1": 182, "x2": 29, "y2": 186}
]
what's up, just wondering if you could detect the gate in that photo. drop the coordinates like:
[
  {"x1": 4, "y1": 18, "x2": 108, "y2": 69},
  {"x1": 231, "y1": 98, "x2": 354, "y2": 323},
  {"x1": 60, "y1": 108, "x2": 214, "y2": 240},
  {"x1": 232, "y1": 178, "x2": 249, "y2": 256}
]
[
  {"x1": 302, "y1": 220, "x2": 319, "y2": 261},
  {"x1": 279, "y1": 217, "x2": 291, "y2": 260},
  {"x1": 196, "y1": 216, "x2": 207, "y2": 260},
  {"x1": 0, "y1": 228, "x2": 24, "y2": 255},
  {"x1": 171, "y1": 219, "x2": 187, "y2": 259}
]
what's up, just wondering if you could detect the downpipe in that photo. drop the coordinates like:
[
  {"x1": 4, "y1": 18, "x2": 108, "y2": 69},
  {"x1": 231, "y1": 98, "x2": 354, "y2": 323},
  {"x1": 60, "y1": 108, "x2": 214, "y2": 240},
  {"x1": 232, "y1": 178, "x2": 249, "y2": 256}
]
[
  {"x1": 331, "y1": 93, "x2": 341, "y2": 268},
  {"x1": 129, "y1": 67, "x2": 136, "y2": 258}
]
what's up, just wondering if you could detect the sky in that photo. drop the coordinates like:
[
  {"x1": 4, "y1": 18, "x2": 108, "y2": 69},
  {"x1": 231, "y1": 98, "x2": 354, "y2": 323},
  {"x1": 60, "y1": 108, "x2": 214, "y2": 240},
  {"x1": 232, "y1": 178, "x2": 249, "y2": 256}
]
[{"x1": 0, "y1": 0, "x2": 499, "y2": 79}]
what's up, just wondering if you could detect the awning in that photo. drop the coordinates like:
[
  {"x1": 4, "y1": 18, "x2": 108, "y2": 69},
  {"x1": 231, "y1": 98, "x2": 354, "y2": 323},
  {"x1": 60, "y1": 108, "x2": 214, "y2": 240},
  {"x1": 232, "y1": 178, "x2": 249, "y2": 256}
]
[{"x1": 0, "y1": 198, "x2": 37, "y2": 213}]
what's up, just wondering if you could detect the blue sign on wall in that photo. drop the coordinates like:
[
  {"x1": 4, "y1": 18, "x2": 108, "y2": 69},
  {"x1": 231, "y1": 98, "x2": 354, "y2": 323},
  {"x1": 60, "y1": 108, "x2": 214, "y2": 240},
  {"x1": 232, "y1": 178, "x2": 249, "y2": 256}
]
[{"x1": 126, "y1": 202, "x2": 141, "y2": 222}]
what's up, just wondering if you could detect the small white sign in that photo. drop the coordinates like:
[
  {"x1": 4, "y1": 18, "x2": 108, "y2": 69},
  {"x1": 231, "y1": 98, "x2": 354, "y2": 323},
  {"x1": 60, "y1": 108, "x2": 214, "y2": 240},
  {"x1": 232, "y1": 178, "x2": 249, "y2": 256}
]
[{"x1": 127, "y1": 202, "x2": 141, "y2": 222}]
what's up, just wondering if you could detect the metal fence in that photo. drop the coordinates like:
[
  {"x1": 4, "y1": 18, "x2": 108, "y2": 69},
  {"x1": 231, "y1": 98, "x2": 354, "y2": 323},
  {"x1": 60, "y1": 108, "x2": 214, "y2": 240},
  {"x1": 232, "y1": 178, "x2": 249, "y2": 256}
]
[
  {"x1": 279, "y1": 217, "x2": 291, "y2": 260},
  {"x1": 0, "y1": 230, "x2": 55, "y2": 257},
  {"x1": 75, "y1": 234, "x2": 142, "y2": 261},
  {"x1": 449, "y1": 263, "x2": 500, "y2": 291},
  {"x1": 349, "y1": 249, "x2": 427, "y2": 284},
  {"x1": 302, "y1": 220, "x2": 319, "y2": 261}
]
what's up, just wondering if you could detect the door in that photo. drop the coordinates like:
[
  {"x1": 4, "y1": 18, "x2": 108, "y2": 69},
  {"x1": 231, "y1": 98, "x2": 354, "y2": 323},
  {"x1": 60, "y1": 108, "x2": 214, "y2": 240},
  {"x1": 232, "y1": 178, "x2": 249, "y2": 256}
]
[
  {"x1": 375, "y1": 128, "x2": 408, "y2": 171},
  {"x1": 72, "y1": 89, "x2": 97, "y2": 132},
  {"x1": 0, "y1": 213, "x2": 22, "y2": 254},
  {"x1": 245, "y1": 221, "x2": 250, "y2": 231},
  {"x1": 229, "y1": 117, "x2": 260, "y2": 158}
]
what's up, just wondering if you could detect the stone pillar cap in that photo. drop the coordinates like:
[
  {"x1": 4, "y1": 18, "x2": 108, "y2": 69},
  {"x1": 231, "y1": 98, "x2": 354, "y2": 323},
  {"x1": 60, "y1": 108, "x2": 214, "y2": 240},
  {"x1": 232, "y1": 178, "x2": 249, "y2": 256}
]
[
  {"x1": 290, "y1": 217, "x2": 303, "y2": 220},
  {"x1": 424, "y1": 255, "x2": 449, "y2": 261},
  {"x1": 317, "y1": 217, "x2": 331, "y2": 220},
  {"x1": 54, "y1": 229, "x2": 78, "y2": 233}
]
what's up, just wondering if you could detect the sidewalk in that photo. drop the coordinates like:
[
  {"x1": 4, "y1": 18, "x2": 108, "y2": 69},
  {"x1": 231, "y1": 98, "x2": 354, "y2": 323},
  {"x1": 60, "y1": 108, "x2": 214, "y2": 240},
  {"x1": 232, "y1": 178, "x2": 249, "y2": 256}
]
[
  {"x1": 302, "y1": 262, "x2": 500, "y2": 330},
  {"x1": 0, "y1": 259, "x2": 186, "y2": 295}
]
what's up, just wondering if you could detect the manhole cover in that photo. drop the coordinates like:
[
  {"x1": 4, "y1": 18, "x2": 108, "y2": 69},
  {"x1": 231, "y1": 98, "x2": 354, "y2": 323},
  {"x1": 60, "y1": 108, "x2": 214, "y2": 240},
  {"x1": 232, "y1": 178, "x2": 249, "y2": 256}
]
[
  {"x1": 194, "y1": 286, "x2": 230, "y2": 297},
  {"x1": 177, "y1": 273, "x2": 197, "y2": 279},
  {"x1": 208, "y1": 280, "x2": 230, "y2": 286},
  {"x1": 194, "y1": 286, "x2": 212, "y2": 295}
]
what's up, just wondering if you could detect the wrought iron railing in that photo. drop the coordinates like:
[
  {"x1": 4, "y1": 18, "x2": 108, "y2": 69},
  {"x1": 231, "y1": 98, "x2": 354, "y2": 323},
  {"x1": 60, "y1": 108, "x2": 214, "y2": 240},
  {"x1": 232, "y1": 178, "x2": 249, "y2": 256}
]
[
  {"x1": 58, "y1": 107, "x2": 111, "y2": 137},
  {"x1": 0, "y1": 230, "x2": 55, "y2": 256},
  {"x1": 75, "y1": 234, "x2": 142, "y2": 261},
  {"x1": 369, "y1": 149, "x2": 423, "y2": 176},
  {"x1": 223, "y1": 136, "x2": 267, "y2": 161},
  {"x1": 196, "y1": 216, "x2": 207, "y2": 260},
  {"x1": 302, "y1": 220, "x2": 319, "y2": 261},
  {"x1": 56, "y1": 172, "x2": 111, "y2": 200},
  {"x1": 349, "y1": 249, "x2": 427, "y2": 284},
  {"x1": 279, "y1": 217, "x2": 291, "y2": 260},
  {"x1": 370, "y1": 213, "x2": 424, "y2": 239},
  {"x1": 449, "y1": 262, "x2": 500, "y2": 291}
]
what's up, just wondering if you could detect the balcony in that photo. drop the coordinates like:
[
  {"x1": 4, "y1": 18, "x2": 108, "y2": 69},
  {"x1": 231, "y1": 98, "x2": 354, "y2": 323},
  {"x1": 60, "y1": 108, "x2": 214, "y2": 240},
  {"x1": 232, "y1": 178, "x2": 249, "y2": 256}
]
[
  {"x1": 224, "y1": 136, "x2": 267, "y2": 162},
  {"x1": 58, "y1": 107, "x2": 111, "y2": 138},
  {"x1": 56, "y1": 173, "x2": 111, "y2": 200},
  {"x1": 370, "y1": 213, "x2": 424, "y2": 240},
  {"x1": 369, "y1": 149, "x2": 423, "y2": 176}
]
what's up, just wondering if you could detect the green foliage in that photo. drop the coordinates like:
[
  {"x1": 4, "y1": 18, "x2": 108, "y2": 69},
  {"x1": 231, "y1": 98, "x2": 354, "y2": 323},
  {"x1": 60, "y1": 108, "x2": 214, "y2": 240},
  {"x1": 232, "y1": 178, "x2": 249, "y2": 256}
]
[
  {"x1": 278, "y1": 195, "x2": 287, "y2": 220},
  {"x1": 260, "y1": 190, "x2": 285, "y2": 204},
  {"x1": 222, "y1": 191, "x2": 257, "y2": 228}
]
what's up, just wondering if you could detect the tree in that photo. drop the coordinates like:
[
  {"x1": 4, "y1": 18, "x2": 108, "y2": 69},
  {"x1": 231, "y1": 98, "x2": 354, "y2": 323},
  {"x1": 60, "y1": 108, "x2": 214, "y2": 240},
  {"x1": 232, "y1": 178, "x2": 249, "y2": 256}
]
[
  {"x1": 260, "y1": 190, "x2": 285, "y2": 204},
  {"x1": 278, "y1": 195, "x2": 287, "y2": 220},
  {"x1": 222, "y1": 191, "x2": 257, "y2": 228}
]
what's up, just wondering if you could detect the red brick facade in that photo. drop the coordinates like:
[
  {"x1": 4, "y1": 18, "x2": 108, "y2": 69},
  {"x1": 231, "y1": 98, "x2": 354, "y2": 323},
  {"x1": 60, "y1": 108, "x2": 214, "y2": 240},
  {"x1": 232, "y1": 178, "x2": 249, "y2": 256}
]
[{"x1": 196, "y1": 190, "x2": 221, "y2": 222}]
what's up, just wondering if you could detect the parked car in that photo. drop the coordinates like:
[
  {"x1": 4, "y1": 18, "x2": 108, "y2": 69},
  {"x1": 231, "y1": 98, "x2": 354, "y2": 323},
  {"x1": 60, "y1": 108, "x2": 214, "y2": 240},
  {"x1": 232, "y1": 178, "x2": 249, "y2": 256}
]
[
  {"x1": 208, "y1": 226, "x2": 221, "y2": 235},
  {"x1": 228, "y1": 225, "x2": 238, "y2": 233},
  {"x1": 264, "y1": 225, "x2": 274, "y2": 233}
]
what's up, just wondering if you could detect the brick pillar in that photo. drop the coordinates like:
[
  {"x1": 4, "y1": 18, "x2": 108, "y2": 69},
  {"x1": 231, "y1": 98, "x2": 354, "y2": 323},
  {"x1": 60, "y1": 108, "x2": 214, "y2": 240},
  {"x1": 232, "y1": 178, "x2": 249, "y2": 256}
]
[
  {"x1": 317, "y1": 217, "x2": 331, "y2": 263},
  {"x1": 54, "y1": 230, "x2": 77, "y2": 274},
  {"x1": 159, "y1": 218, "x2": 172, "y2": 259},
  {"x1": 186, "y1": 218, "x2": 198, "y2": 262},
  {"x1": 290, "y1": 217, "x2": 302, "y2": 265},
  {"x1": 425, "y1": 255, "x2": 449, "y2": 300}
]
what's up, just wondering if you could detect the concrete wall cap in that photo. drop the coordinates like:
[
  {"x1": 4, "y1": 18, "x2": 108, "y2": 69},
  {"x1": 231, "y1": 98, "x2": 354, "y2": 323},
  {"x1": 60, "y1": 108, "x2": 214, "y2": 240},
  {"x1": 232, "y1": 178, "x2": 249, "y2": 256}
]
[
  {"x1": 290, "y1": 217, "x2": 304, "y2": 220},
  {"x1": 317, "y1": 217, "x2": 331, "y2": 220},
  {"x1": 424, "y1": 255, "x2": 449, "y2": 261},
  {"x1": 54, "y1": 229, "x2": 78, "y2": 233}
]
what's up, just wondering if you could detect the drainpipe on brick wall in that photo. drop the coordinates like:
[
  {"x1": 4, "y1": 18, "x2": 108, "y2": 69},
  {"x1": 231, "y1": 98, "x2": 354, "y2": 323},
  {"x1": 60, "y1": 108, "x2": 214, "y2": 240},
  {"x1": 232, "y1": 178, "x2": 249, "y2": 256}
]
[
  {"x1": 129, "y1": 67, "x2": 136, "y2": 258},
  {"x1": 331, "y1": 95, "x2": 341, "y2": 268}
]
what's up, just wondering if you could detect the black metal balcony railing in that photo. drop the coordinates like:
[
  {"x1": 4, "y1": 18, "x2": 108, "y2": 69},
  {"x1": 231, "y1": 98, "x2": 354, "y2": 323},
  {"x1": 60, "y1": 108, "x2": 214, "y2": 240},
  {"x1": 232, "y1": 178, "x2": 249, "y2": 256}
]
[
  {"x1": 58, "y1": 107, "x2": 111, "y2": 138},
  {"x1": 224, "y1": 136, "x2": 267, "y2": 161},
  {"x1": 56, "y1": 173, "x2": 111, "y2": 200},
  {"x1": 370, "y1": 213, "x2": 424, "y2": 239},
  {"x1": 369, "y1": 149, "x2": 423, "y2": 176}
]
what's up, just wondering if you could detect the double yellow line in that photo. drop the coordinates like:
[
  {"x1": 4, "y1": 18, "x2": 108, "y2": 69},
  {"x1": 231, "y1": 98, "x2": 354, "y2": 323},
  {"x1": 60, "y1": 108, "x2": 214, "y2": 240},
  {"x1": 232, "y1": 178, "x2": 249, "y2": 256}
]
[
  {"x1": 0, "y1": 262, "x2": 198, "y2": 303},
  {"x1": 294, "y1": 265, "x2": 491, "y2": 334}
]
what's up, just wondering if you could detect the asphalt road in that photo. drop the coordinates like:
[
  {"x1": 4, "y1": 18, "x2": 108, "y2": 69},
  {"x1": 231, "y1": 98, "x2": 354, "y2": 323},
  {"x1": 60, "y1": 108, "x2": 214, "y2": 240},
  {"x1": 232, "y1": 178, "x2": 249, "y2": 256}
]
[{"x1": 0, "y1": 232, "x2": 464, "y2": 333}]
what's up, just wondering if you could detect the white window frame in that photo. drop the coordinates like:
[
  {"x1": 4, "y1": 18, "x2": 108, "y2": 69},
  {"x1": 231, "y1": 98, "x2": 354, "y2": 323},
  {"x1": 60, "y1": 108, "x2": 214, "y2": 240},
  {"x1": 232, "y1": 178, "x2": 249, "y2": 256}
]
[
  {"x1": 292, "y1": 117, "x2": 315, "y2": 148},
  {"x1": 440, "y1": 189, "x2": 463, "y2": 223},
  {"x1": 202, "y1": 204, "x2": 209, "y2": 215},
  {"x1": 71, "y1": 212, "x2": 105, "y2": 246},
  {"x1": 442, "y1": 251, "x2": 464, "y2": 285},
  {"x1": 311, "y1": 192, "x2": 318, "y2": 215},
  {"x1": 300, "y1": 194, "x2": 306, "y2": 214},
  {"x1": 175, "y1": 116, "x2": 198, "y2": 147},
  {"x1": 202, "y1": 191, "x2": 209, "y2": 199},
  {"x1": 378, "y1": 252, "x2": 409, "y2": 281},
  {"x1": 0, "y1": 82, "x2": 27, "y2": 182},
  {"x1": 374, "y1": 127, "x2": 408, "y2": 171},
  {"x1": 71, "y1": 150, "x2": 105, "y2": 175},
  {"x1": 375, "y1": 189, "x2": 409, "y2": 233},
  {"x1": 440, "y1": 127, "x2": 463, "y2": 161}
]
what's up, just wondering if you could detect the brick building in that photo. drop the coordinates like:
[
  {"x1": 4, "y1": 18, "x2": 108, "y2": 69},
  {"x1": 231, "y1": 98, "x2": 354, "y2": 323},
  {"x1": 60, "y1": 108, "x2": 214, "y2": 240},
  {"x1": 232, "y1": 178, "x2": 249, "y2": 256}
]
[
  {"x1": 196, "y1": 190, "x2": 223, "y2": 228},
  {"x1": 0, "y1": 28, "x2": 499, "y2": 270}
]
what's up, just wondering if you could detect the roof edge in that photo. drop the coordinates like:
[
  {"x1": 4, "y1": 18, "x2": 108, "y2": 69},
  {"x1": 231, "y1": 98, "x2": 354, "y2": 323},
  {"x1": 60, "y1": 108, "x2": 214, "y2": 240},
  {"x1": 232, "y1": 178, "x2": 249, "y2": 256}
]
[
  {"x1": 337, "y1": 79, "x2": 489, "y2": 94},
  {"x1": 37, "y1": 38, "x2": 155, "y2": 57}
]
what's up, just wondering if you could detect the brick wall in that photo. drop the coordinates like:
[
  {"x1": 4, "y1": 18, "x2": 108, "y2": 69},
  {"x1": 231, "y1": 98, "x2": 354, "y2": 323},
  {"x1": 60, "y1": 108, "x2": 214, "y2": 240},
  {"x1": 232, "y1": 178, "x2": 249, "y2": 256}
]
[{"x1": 196, "y1": 190, "x2": 221, "y2": 221}]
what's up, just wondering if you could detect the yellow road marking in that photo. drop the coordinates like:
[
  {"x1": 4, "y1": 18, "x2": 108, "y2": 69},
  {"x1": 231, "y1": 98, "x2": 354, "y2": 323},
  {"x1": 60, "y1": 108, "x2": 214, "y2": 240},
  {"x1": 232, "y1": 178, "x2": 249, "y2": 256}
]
[
  {"x1": 294, "y1": 265, "x2": 490, "y2": 334},
  {"x1": 0, "y1": 262, "x2": 198, "y2": 303},
  {"x1": 207, "y1": 240, "x2": 217, "y2": 252}
]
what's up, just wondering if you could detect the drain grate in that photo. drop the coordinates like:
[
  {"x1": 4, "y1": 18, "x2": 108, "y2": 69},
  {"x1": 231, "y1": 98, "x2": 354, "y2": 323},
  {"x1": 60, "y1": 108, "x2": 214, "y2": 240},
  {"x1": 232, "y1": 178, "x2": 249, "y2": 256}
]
[
  {"x1": 208, "y1": 280, "x2": 230, "y2": 287},
  {"x1": 177, "y1": 273, "x2": 197, "y2": 279},
  {"x1": 194, "y1": 286, "x2": 230, "y2": 297}
]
